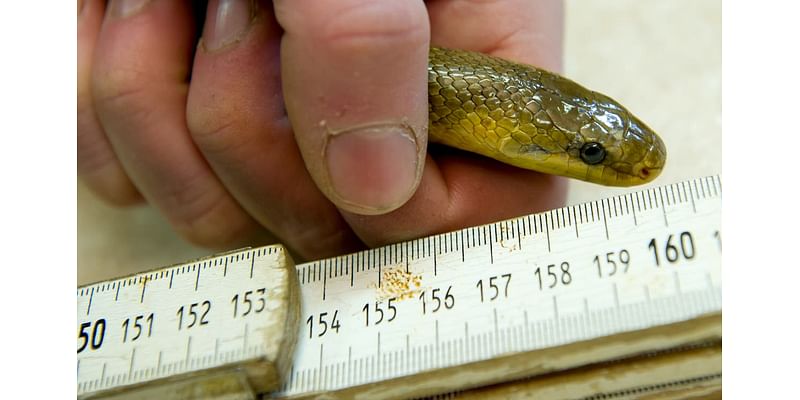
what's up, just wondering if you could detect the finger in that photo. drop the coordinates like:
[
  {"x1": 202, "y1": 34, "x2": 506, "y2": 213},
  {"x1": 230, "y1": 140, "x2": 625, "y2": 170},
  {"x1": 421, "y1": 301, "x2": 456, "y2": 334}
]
[
  {"x1": 92, "y1": 0, "x2": 259, "y2": 247},
  {"x1": 78, "y1": 0, "x2": 142, "y2": 205},
  {"x1": 427, "y1": 0, "x2": 564, "y2": 71},
  {"x1": 342, "y1": 0, "x2": 568, "y2": 246},
  {"x1": 275, "y1": 0, "x2": 430, "y2": 215},
  {"x1": 186, "y1": 0, "x2": 363, "y2": 259}
]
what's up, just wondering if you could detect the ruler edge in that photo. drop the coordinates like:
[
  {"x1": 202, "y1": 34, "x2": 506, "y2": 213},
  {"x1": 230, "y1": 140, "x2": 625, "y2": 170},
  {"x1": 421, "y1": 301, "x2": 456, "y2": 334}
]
[{"x1": 77, "y1": 245, "x2": 288, "y2": 292}]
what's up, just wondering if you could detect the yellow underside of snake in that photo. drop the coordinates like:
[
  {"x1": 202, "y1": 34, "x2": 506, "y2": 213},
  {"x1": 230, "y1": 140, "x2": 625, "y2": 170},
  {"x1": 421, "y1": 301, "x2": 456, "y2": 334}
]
[{"x1": 428, "y1": 47, "x2": 666, "y2": 187}]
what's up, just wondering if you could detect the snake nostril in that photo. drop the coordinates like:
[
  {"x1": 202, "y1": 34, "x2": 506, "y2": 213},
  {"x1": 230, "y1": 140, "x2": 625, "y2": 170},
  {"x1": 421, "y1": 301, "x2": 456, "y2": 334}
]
[{"x1": 639, "y1": 168, "x2": 650, "y2": 179}]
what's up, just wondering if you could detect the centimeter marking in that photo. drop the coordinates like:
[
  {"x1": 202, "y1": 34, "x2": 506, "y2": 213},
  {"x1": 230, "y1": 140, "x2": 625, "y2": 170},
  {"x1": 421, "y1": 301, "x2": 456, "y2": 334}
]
[
  {"x1": 277, "y1": 175, "x2": 721, "y2": 397},
  {"x1": 77, "y1": 175, "x2": 721, "y2": 398}
]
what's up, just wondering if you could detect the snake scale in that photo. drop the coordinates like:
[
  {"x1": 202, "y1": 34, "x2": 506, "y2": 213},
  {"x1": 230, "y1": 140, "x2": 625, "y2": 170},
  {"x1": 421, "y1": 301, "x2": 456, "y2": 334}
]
[{"x1": 427, "y1": 47, "x2": 666, "y2": 186}]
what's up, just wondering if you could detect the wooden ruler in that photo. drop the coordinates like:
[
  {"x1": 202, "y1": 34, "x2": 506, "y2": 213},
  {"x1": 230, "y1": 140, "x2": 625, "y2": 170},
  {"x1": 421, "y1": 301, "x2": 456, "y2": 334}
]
[{"x1": 77, "y1": 176, "x2": 722, "y2": 399}]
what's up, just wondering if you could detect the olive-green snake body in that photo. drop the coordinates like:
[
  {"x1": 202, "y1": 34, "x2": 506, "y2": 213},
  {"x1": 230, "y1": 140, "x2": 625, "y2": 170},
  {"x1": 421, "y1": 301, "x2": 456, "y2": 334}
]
[{"x1": 428, "y1": 47, "x2": 666, "y2": 186}]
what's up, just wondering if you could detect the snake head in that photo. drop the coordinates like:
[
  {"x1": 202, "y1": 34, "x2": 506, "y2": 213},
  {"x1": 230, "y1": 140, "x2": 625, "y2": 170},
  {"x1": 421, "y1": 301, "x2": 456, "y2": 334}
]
[
  {"x1": 495, "y1": 86, "x2": 667, "y2": 187},
  {"x1": 570, "y1": 92, "x2": 667, "y2": 186},
  {"x1": 427, "y1": 46, "x2": 667, "y2": 187}
]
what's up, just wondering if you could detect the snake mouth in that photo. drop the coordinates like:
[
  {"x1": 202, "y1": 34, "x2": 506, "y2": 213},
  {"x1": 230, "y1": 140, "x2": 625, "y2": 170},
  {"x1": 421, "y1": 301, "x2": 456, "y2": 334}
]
[{"x1": 635, "y1": 166, "x2": 662, "y2": 184}]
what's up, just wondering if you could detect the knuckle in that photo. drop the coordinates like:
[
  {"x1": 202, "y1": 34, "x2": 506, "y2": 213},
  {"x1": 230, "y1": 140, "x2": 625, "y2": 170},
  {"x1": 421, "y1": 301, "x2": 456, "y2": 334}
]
[
  {"x1": 81, "y1": 175, "x2": 143, "y2": 207},
  {"x1": 186, "y1": 109, "x2": 251, "y2": 157},
  {"x1": 164, "y1": 174, "x2": 253, "y2": 248},
  {"x1": 78, "y1": 160, "x2": 143, "y2": 207},
  {"x1": 90, "y1": 66, "x2": 150, "y2": 114},
  {"x1": 77, "y1": 124, "x2": 144, "y2": 207}
]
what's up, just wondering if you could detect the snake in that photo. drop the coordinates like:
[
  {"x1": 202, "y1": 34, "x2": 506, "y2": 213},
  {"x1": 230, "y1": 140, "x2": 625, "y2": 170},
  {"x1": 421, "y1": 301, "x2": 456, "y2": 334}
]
[{"x1": 427, "y1": 46, "x2": 666, "y2": 187}]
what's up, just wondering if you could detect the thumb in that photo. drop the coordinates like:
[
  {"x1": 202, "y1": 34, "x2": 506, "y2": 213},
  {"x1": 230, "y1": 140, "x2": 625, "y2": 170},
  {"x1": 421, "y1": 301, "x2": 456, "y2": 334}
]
[{"x1": 275, "y1": 0, "x2": 429, "y2": 215}]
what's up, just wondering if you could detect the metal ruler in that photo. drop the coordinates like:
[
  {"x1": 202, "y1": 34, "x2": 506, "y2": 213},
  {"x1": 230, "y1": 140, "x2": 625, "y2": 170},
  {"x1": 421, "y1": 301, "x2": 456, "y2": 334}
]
[{"x1": 77, "y1": 175, "x2": 722, "y2": 399}]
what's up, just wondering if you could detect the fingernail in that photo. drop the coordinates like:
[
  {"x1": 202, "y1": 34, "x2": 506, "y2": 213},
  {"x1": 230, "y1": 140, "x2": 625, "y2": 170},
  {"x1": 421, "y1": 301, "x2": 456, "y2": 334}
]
[
  {"x1": 203, "y1": 0, "x2": 254, "y2": 52},
  {"x1": 108, "y1": 0, "x2": 150, "y2": 18},
  {"x1": 326, "y1": 124, "x2": 421, "y2": 214}
]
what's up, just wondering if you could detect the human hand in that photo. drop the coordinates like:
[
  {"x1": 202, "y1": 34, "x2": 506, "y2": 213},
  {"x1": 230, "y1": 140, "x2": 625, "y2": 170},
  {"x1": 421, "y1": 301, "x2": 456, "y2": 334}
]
[{"x1": 78, "y1": 0, "x2": 567, "y2": 261}]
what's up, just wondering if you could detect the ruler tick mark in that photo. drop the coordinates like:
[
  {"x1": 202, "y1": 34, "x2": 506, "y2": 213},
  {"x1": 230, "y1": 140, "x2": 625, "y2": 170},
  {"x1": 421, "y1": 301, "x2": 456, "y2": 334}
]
[
  {"x1": 249, "y1": 256, "x2": 255, "y2": 279},
  {"x1": 686, "y1": 181, "x2": 697, "y2": 213},
  {"x1": 658, "y1": 187, "x2": 669, "y2": 226},
  {"x1": 464, "y1": 321, "x2": 470, "y2": 359},
  {"x1": 185, "y1": 337, "x2": 192, "y2": 365},
  {"x1": 573, "y1": 207, "x2": 579, "y2": 238},
  {"x1": 669, "y1": 185, "x2": 677, "y2": 205},
  {"x1": 545, "y1": 217, "x2": 551, "y2": 252},
  {"x1": 86, "y1": 287, "x2": 94, "y2": 315},
  {"x1": 114, "y1": 284, "x2": 120, "y2": 301},
  {"x1": 552, "y1": 296, "x2": 559, "y2": 319},
  {"x1": 128, "y1": 347, "x2": 136, "y2": 377},
  {"x1": 601, "y1": 200, "x2": 610, "y2": 240},
  {"x1": 350, "y1": 260, "x2": 355, "y2": 287},
  {"x1": 348, "y1": 346, "x2": 353, "y2": 386},
  {"x1": 318, "y1": 343, "x2": 324, "y2": 388},
  {"x1": 433, "y1": 238, "x2": 438, "y2": 276},
  {"x1": 488, "y1": 228, "x2": 494, "y2": 264},
  {"x1": 140, "y1": 277, "x2": 147, "y2": 302},
  {"x1": 460, "y1": 232, "x2": 465, "y2": 262},
  {"x1": 322, "y1": 268, "x2": 327, "y2": 301},
  {"x1": 194, "y1": 267, "x2": 200, "y2": 291},
  {"x1": 493, "y1": 308, "x2": 499, "y2": 346},
  {"x1": 435, "y1": 320, "x2": 439, "y2": 349},
  {"x1": 523, "y1": 310, "x2": 530, "y2": 342},
  {"x1": 168, "y1": 270, "x2": 174, "y2": 289},
  {"x1": 376, "y1": 333, "x2": 382, "y2": 377}
]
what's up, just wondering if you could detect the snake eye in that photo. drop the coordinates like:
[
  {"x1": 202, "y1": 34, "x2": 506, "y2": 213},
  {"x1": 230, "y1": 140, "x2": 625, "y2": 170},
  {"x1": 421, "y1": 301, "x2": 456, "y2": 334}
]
[{"x1": 580, "y1": 142, "x2": 606, "y2": 165}]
